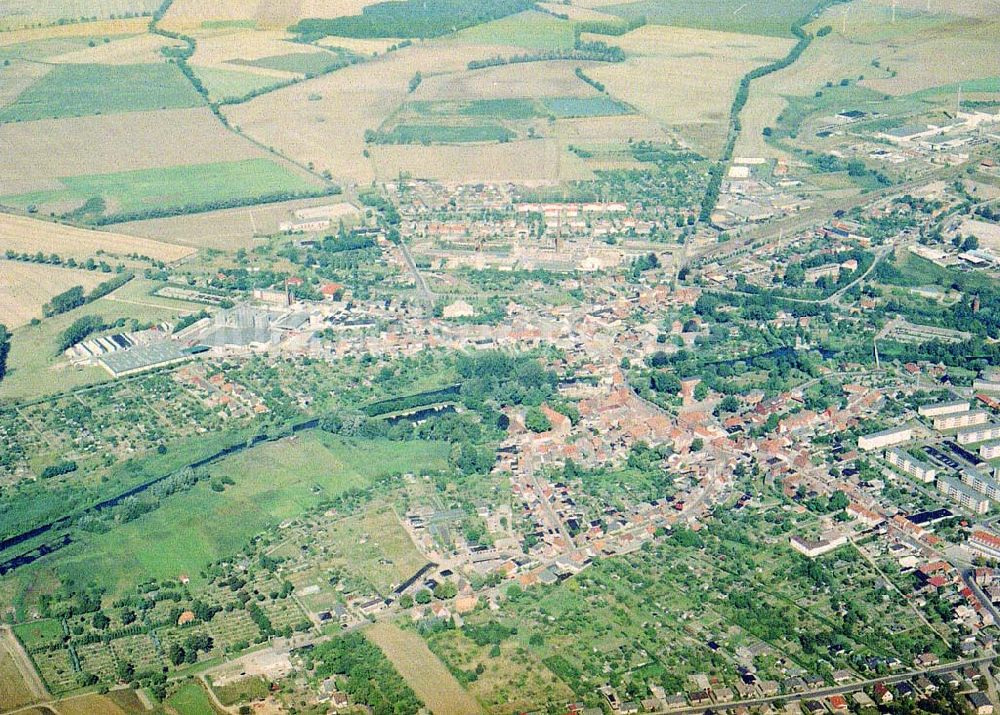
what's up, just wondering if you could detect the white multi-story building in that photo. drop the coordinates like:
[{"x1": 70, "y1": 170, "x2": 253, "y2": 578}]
[
  {"x1": 938, "y1": 477, "x2": 990, "y2": 514},
  {"x1": 934, "y1": 410, "x2": 989, "y2": 431},
  {"x1": 885, "y1": 448, "x2": 937, "y2": 483},
  {"x1": 960, "y1": 469, "x2": 1000, "y2": 502},
  {"x1": 918, "y1": 400, "x2": 970, "y2": 418},
  {"x1": 859, "y1": 426, "x2": 912, "y2": 451},
  {"x1": 981, "y1": 440, "x2": 1000, "y2": 460},
  {"x1": 958, "y1": 423, "x2": 1000, "y2": 446}
]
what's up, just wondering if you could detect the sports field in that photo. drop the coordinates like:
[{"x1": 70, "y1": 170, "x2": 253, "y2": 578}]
[
  {"x1": 366, "y1": 622, "x2": 482, "y2": 715},
  {"x1": 44, "y1": 433, "x2": 450, "y2": 592}
]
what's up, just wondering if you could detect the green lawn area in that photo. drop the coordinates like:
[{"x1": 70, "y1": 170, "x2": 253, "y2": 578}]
[
  {"x1": 193, "y1": 66, "x2": 284, "y2": 102},
  {"x1": 542, "y1": 96, "x2": 630, "y2": 118},
  {"x1": 605, "y1": 0, "x2": 819, "y2": 37},
  {"x1": 379, "y1": 123, "x2": 515, "y2": 144},
  {"x1": 211, "y1": 676, "x2": 268, "y2": 706},
  {"x1": 13, "y1": 618, "x2": 64, "y2": 650},
  {"x1": 0, "y1": 63, "x2": 203, "y2": 122},
  {"x1": 48, "y1": 432, "x2": 450, "y2": 592},
  {"x1": 449, "y1": 10, "x2": 576, "y2": 50},
  {"x1": 1, "y1": 158, "x2": 322, "y2": 220},
  {"x1": 166, "y1": 681, "x2": 220, "y2": 715}
]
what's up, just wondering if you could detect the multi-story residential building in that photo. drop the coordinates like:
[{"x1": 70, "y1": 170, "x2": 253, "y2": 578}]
[
  {"x1": 937, "y1": 477, "x2": 990, "y2": 514},
  {"x1": 859, "y1": 426, "x2": 912, "y2": 451},
  {"x1": 960, "y1": 469, "x2": 1000, "y2": 502},
  {"x1": 958, "y1": 423, "x2": 1000, "y2": 445},
  {"x1": 981, "y1": 440, "x2": 1000, "y2": 460},
  {"x1": 885, "y1": 448, "x2": 937, "y2": 482},
  {"x1": 918, "y1": 400, "x2": 970, "y2": 418},
  {"x1": 934, "y1": 410, "x2": 989, "y2": 431}
]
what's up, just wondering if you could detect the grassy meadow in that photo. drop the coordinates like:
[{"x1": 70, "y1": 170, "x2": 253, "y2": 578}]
[
  {"x1": 43, "y1": 432, "x2": 450, "y2": 593},
  {"x1": 165, "y1": 681, "x2": 221, "y2": 715}
]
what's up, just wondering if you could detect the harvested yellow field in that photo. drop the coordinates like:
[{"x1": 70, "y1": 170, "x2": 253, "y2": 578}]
[
  {"x1": 736, "y1": 0, "x2": 1000, "y2": 158},
  {"x1": 415, "y1": 60, "x2": 601, "y2": 101},
  {"x1": 855, "y1": 18, "x2": 1000, "y2": 95},
  {"x1": 372, "y1": 140, "x2": 592, "y2": 183},
  {"x1": 0, "y1": 17, "x2": 148, "y2": 45},
  {"x1": 116, "y1": 197, "x2": 359, "y2": 249},
  {"x1": 0, "y1": 648, "x2": 36, "y2": 711},
  {"x1": 0, "y1": 262, "x2": 108, "y2": 328},
  {"x1": 0, "y1": 61, "x2": 51, "y2": 109},
  {"x1": 225, "y1": 42, "x2": 521, "y2": 184},
  {"x1": 53, "y1": 693, "x2": 128, "y2": 715},
  {"x1": 366, "y1": 623, "x2": 482, "y2": 715},
  {"x1": 48, "y1": 33, "x2": 184, "y2": 65},
  {"x1": 190, "y1": 29, "x2": 311, "y2": 78},
  {"x1": 550, "y1": 114, "x2": 673, "y2": 145},
  {"x1": 584, "y1": 26, "x2": 792, "y2": 157},
  {"x1": 0, "y1": 108, "x2": 271, "y2": 196},
  {"x1": 0, "y1": 213, "x2": 195, "y2": 263}
]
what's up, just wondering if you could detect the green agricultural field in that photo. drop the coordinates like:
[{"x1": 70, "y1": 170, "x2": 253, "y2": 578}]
[
  {"x1": 166, "y1": 681, "x2": 220, "y2": 715},
  {"x1": 378, "y1": 123, "x2": 515, "y2": 144},
  {"x1": 193, "y1": 66, "x2": 284, "y2": 102},
  {"x1": 449, "y1": 10, "x2": 576, "y2": 51},
  {"x1": 605, "y1": 0, "x2": 819, "y2": 37},
  {"x1": 1, "y1": 158, "x2": 322, "y2": 222},
  {"x1": 542, "y1": 96, "x2": 630, "y2": 118},
  {"x1": 405, "y1": 98, "x2": 540, "y2": 120},
  {"x1": 0, "y1": 63, "x2": 203, "y2": 122},
  {"x1": 292, "y1": 0, "x2": 535, "y2": 40},
  {"x1": 0, "y1": 36, "x2": 121, "y2": 61},
  {"x1": 43, "y1": 432, "x2": 450, "y2": 592},
  {"x1": 458, "y1": 98, "x2": 540, "y2": 120},
  {"x1": 232, "y1": 50, "x2": 354, "y2": 76}
]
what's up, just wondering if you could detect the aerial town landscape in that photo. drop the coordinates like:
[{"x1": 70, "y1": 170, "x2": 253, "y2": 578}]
[{"x1": 0, "y1": 1, "x2": 999, "y2": 715}]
